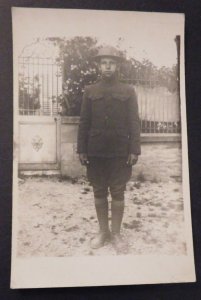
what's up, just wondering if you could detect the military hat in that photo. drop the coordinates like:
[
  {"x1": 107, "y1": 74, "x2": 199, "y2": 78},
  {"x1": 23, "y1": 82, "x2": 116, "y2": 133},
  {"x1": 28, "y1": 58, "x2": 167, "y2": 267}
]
[{"x1": 94, "y1": 46, "x2": 123, "y2": 62}]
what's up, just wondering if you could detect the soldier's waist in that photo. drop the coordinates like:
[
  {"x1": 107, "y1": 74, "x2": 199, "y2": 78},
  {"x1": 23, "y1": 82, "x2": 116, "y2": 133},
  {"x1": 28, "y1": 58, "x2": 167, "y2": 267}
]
[{"x1": 89, "y1": 128, "x2": 129, "y2": 136}]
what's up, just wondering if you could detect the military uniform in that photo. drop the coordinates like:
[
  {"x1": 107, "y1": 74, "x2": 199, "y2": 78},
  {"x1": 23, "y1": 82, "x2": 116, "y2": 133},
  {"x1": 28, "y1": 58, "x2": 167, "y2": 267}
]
[
  {"x1": 77, "y1": 47, "x2": 141, "y2": 251},
  {"x1": 77, "y1": 76, "x2": 141, "y2": 194},
  {"x1": 77, "y1": 78, "x2": 140, "y2": 156}
]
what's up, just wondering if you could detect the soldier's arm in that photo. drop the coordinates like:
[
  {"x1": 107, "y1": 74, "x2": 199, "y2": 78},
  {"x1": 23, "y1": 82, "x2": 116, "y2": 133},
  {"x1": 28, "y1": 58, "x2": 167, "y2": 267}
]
[
  {"x1": 127, "y1": 86, "x2": 141, "y2": 156},
  {"x1": 77, "y1": 86, "x2": 91, "y2": 155}
]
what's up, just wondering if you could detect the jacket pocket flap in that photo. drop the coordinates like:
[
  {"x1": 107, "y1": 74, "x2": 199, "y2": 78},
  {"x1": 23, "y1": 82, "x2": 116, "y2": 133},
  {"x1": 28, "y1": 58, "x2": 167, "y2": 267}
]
[
  {"x1": 112, "y1": 93, "x2": 129, "y2": 101},
  {"x1": 116, "y1": 130, "x2": 129, "y2": 138},
  {"x1": 89, "y1": 92, "x2": 104, "y2": 100},
  {"x1": 89, "y1": 130, "x2": 102, "y2": 137}
]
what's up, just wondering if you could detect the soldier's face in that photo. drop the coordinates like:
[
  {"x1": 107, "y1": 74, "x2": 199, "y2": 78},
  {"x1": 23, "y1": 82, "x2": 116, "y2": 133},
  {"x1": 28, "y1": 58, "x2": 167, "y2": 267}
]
[{"x1": 99, "y1": 57, "x2": 118, "y2": 78}]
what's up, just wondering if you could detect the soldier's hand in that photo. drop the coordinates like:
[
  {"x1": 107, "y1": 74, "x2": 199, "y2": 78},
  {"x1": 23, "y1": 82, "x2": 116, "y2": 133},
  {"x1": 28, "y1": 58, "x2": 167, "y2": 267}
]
[
  {"x1": 127, "y1": 154, "x2": 138, "y2": 166},
  {"x1": 79, "y1": 153, "x2": 89, "y2": 166}
]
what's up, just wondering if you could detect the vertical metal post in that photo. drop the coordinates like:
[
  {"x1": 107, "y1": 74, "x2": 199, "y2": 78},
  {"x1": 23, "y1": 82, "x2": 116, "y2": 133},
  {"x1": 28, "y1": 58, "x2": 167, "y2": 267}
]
[
  {"x1": 42, "y1": 58, "x2": 44, "y2": 115},
  {"x1": 22, "y1": 57, "x2": 25, "y2": 115},
  {"x1": 166, "y1": 95, "x2": 169, "y2": 133},
  {"x1": 32, "y1": 57, "x2": 35, "y2": 115},
  {"x1": 46, "y1": 58, "x2": 49, "y2": 115},
  {"x1": 37, "y1": 56, "x2": 40, "y2": 116},
  {"x1": 175, "y1": 35, "x2": 181, "y2": 134},
  {"x1": 26, "y1": 57, "x2": 29, "y2": 115},
  {"x1": 56, "y1": 62, "x2": 59, "y2": 115},
  {"x1": 145, "y1": 88, "x2": 147, "y2": 133},
  {"x1": 154, "y1": 76, "x2": 157, "y2": 133},
  {"x1": 61, "y1": 52, "x2": 65, "y2": 115},
  {"x1": 51, "y1": 58, "x2": 54, "y2": 115},
  {"x1": 139, "y1": 88, "x2": 142, "y2": 134}
]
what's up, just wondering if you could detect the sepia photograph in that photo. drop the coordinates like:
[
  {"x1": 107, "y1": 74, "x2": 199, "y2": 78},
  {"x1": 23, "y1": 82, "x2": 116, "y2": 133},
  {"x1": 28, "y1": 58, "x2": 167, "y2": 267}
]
[{"x1": 11, "y1": 7, "x2": 195, "y2": 288}]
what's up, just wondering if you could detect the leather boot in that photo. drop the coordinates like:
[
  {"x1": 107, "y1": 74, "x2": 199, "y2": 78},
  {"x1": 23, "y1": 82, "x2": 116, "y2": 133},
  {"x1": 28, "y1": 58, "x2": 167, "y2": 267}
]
[
  {"x1": 90, "y1": 198, "x2": 110, "y2": 249},
  {"x1": 111, "y1": 200, "x2": 128, "y2": 253}
]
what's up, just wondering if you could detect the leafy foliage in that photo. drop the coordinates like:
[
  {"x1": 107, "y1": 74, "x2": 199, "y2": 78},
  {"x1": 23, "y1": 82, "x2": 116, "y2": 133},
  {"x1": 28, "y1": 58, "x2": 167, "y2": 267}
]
[
  {"x1": 51, "y1": 37, "x2": 179, "y2": 116},
  {"x1": 18, "y1": 36, "x2": 179, "y2": 116},
  {"x1": 48, "y1": 37, "x2": 100, "y2": 115},
  {"x1": 19, "y1": 74, "x2": 40, "y2": 115}
]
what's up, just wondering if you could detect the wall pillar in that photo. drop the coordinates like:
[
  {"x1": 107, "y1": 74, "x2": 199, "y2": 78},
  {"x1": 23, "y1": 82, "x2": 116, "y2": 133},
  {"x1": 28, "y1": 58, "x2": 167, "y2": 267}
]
[{"x1": 61, "y1": 117, "x2": 86, "y2": 178}]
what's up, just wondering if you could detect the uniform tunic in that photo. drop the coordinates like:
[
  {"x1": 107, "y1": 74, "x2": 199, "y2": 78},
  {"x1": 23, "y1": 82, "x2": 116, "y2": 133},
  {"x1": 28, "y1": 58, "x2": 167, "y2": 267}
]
[{"x1": 77, "y1": 76, "x2": 141, "y2": 200}]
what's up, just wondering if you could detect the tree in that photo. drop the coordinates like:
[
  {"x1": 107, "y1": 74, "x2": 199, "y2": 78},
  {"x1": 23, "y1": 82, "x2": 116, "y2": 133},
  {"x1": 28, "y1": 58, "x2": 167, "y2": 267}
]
[
  {"x1": 48, "y1": 36, "x2": 100, "y2": 116},
  {"x1": 19, "y1": 74, "x2": 40, "y2": 115},
  {"x1": 46, "y1": 36, "x2": 179, "y2": 116}
]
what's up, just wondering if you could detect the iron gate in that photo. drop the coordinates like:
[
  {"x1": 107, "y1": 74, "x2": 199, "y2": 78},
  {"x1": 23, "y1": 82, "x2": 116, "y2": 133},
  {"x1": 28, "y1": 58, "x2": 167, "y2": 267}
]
[
  {"x1": 18, "y1": 45, "x2": 181, "y2": 170},
  {"x1": 18, "y1": 52, "x2": 62, "y2": 170}
]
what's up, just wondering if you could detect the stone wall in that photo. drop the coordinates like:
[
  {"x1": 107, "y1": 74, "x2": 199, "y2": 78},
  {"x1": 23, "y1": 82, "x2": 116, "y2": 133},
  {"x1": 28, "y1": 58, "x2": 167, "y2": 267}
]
[
  {"x1": 133, "y1": 142, "x2": 182, "y2": 182},
  {"x1": 61, "y1": 117, "x2": 181, "y2": 182},
  {"x1": 60, "y1": 117, "x2": 85, "y2": 178}
]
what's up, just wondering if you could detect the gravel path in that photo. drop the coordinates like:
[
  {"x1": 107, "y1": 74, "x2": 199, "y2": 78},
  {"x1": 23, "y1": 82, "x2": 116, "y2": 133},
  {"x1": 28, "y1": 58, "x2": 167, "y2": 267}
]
[{"x1": 17, "y1": 176, "x2": 186, "y2": 257}]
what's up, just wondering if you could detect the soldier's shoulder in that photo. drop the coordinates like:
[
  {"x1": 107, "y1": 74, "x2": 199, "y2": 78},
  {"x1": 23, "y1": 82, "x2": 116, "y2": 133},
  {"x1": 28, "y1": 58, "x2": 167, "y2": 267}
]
[
  {"x1": 84, "y1": 81, "x2": 103, "y2": 98},
  {"x1": 118, "y1": 82, "x2": 136, "y2": 94},
  {"x1": 84, "y1": 81, "x2": 101, "y2": 92}
]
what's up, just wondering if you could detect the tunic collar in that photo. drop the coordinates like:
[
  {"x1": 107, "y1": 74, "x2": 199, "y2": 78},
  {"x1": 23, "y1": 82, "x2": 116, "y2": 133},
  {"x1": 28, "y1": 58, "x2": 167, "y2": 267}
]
[{"x1": 99, "y1": 74, "x2": 119, "y2": 87}]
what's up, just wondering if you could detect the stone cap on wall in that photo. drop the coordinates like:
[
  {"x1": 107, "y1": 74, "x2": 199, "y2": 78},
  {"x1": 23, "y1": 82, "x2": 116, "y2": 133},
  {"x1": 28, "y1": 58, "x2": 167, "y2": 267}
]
[
  {"x1": 61, "y1": 116, "x2": 80, "y2": 124},
  {"x1": 61, "y1": 117, "x2": 181, "y2": 142},
  {"x1": 141, "y1": 133, "x2": 181, "y2": 143}
]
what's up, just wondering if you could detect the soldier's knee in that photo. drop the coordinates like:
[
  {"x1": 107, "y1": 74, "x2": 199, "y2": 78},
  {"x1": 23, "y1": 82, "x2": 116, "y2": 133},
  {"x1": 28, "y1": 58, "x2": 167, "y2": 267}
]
[
  {"x1": 93, "y1": 186, "x2": 108, "y2": 199},
  {"x1": 94, "y1": 197, "x2": 108, "y2": 206},
  {"x1": 110, "y1": 185, "x2": 125, "y2": 201}
]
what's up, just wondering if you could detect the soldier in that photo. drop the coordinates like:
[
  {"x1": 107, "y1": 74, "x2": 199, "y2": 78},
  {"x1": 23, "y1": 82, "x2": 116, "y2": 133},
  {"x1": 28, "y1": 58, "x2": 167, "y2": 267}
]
[{"x1": 77, "y1": 46, "x2": 141, "y2": 252}]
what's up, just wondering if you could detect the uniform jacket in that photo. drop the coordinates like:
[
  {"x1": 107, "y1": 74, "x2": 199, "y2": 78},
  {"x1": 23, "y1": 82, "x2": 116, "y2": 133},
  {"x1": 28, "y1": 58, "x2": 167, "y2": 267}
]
[{"x1": 77, "y1": 77, "x2": 141, "y2": 157}]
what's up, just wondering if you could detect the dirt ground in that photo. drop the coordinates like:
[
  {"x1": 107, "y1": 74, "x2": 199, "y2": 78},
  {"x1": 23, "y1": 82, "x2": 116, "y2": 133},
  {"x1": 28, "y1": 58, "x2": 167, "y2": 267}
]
[{"x1": 17, "y1": 175, "x2": 187, "y2": 257}]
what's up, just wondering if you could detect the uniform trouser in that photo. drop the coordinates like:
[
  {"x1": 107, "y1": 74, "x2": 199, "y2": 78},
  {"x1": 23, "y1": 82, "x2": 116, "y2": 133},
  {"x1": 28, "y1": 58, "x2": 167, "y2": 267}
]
[
  {"x1": 87, "y1": 157, "x2": 132, "y2": 233},
  {"x1": 86, "y1": 157, "x2": 132, "y2": 201}
]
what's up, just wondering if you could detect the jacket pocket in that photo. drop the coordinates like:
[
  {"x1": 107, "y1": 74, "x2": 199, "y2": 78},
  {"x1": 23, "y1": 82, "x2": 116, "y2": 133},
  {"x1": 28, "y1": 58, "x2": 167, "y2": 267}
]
[
  {"x1": 88, "y1": 130, "x2": 104, "y2": 154},
  {"x1": 113, "y1": 129, "x2": 129, "y2": 155},
  {"x1": 116, "y1": 129, "x2": 129, "y2": 139},
  {"x1": 89, "y1": 129, "x2": 102, "y2": 137},
  {"x1": 111, "y1": 93, "x2": 129, "y2": 102},
  {"x1": 90, "y1": 95, "x2": 104, "y2": 116},
  {"x1": 89, "y1": 90, "x2": 104, "y2": 100}
]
